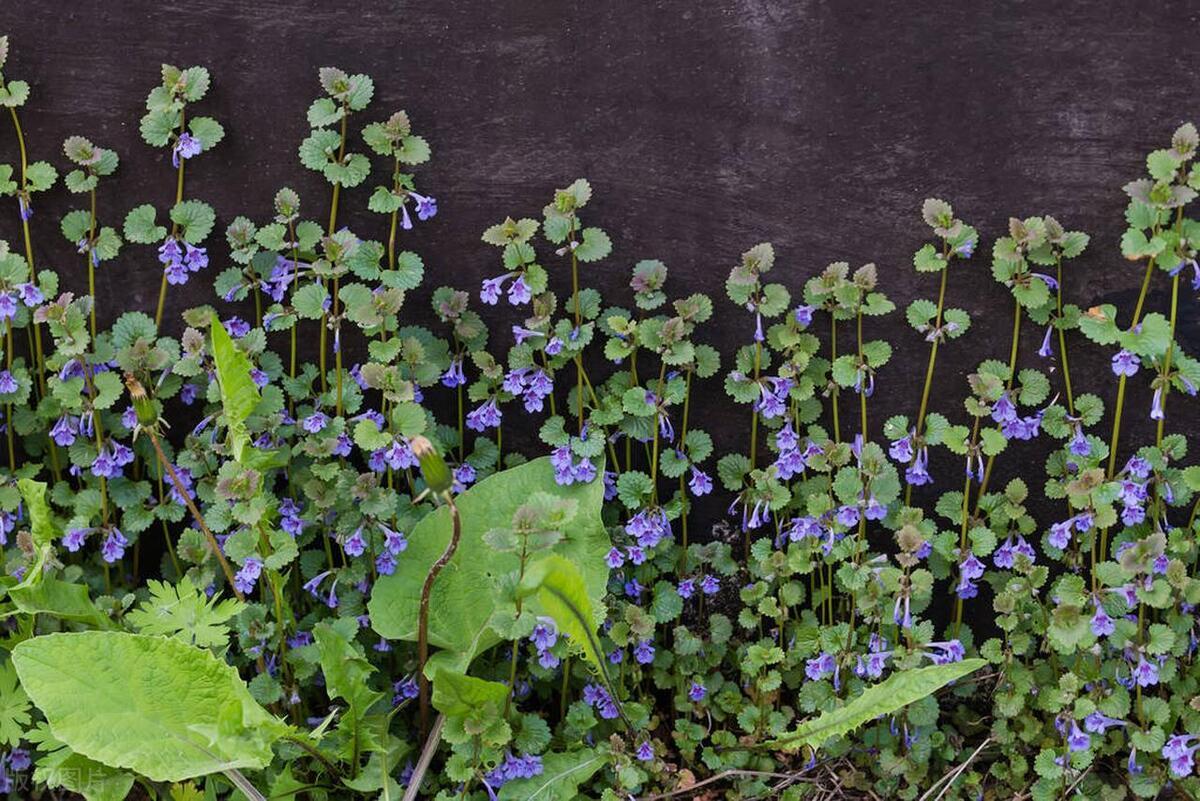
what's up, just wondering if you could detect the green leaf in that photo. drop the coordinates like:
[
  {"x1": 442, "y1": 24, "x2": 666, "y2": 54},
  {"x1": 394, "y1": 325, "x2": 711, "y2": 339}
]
[
  {"x1": 497, "y1": 750, "x2": 608, "y2": 801},
  {"x1": 187, "y1": 116, "x2": 224, "y2": 151},
  {"x1": 27, "y1": 722, "x2": 134, "y2": 801},
  {"x1": 523, "y1": 554, "x2": 608, "y2": 678},
  {"x1": 126, "y1": 577, "x2": 245, "y2": 649},
  {"x1": 769, "y1": 659, "x2": 986, "y2": 751},
  {"x1": 210, "y1": 313, "x2": 261, "y2": 462},
  {"x1": 9, "y1": 577, "x2": 112, "y2": 630},
  {"x1": 430, "y1": 668, "x2": 508, "y2": 718},
  {"x1": 292, "y1": 282, "x2": 329, "y2": 319},
  {"x1": 123, "y1": 204, "x2": 167, "y2": 244},
  {"x1": 170, "y1": 200, "x2": 216, "y2": 243},
  {"x1": 18, "y1": 478, "x2": 57, "y2": 547},
  {"x1": 0, "y1": 662, "x2": 30, "y2": 747},
  {"x1": 368, "y1": 457, "x2": 611, "y2": 674},
  {"x1": 313, "y1": 620, "x2": 385, "y2": 729},
  {"x1": 573, "y1": 228, "x2": 611, "y2": 263},
  {"x1": 26, "y1": 161, "x2": 57, "y2": 192},
  {"x1": 12, "y1": 631, "x2": 289, "y2": 782}
]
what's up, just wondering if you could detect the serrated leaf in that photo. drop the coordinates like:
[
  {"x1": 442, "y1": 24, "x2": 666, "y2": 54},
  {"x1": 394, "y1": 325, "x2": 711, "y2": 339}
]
[
  {"x1": 123, "y1": 204, "x2": 167, "y2": 244},
  {"x1": 769, "y1": 659, "x2": 986, "y2": 751}
]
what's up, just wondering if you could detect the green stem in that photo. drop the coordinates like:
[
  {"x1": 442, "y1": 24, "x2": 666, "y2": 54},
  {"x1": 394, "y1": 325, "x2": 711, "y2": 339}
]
[
  {"x1": 649, "y1": 360, "x2": 667, "y2": 505},
  {"x1": 1098, "y1": 258, "x2": 1157, "y2": 565},
  {"x1": 155, "y1": 109, "x2": 187, "y2": 331},
  {"x1": 906, "y1": 262, "x2": 949, "y2": 507},
  {"x1": 830, "y1": 316, "x2": 840, "y2": 444},
  {"x1": 1054, "y1": 256, "x2": 1075, "y2": 416},
  {"x1": 8, "y1": 107, "x2": 47, "y2": 400},
  {"x1": 678, "y1": 369, "x2": 693, "y2": 571},
  {"x1": 972, "y1": 298, "x2": 1022, "y2": 513},
  {"x1": 4, "y1": 321, "x2": 13, "y2": 471},
  {"x1": 1156, "y1": 273, "x2": 1181, "y2": 447},
  {"x1": 750, "y1": 338, "x2": 762, "y2": 467}
]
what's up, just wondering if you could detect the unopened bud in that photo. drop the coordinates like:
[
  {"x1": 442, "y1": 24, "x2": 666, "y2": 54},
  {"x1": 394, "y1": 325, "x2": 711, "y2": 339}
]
[
  {"x1": 410, "y1": 435, "x2": 452, "y2": 494},
  {"x1": 123, "y1": 372, "x2": 158, "y2": 427}
]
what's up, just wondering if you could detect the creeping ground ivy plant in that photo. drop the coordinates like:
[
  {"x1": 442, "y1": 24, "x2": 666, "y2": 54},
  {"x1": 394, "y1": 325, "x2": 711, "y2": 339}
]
[{"x1": 0, "y1": 33, "x2": 1196, "y2": 801}]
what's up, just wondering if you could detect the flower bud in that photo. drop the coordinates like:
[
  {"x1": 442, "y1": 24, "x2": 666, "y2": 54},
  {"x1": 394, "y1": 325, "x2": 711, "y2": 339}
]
[
  {"x1": 123, "y1": 372, "x2": 158, "y2": 427},
  {"x1": 410, "y1": 435, "x2": 452, "y2": 495}
]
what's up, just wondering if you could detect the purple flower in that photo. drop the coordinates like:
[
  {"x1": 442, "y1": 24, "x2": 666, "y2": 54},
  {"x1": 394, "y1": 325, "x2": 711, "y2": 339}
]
[
  {"x1": 530, "y1": 617, "x2": 558, "y2": 652},
  {"x1": 16, "y1": 282, "x2": 42, "y2": 306},
  {"x1": 1150, "y1": 387, "x2": 1164, "y2": 420},
  {"x1": 224, "y1": 316, "x2": 251, "y2": 338},
  {"x1": 1083, "y1": 711, "x2": 1126, "y2": 734},
  {"x1": 633, "y1": 639, "x2": 655, "y2": 664},
  {"x1": 794, "y1": 304, "x2": 815, "y2": 327},
  {"x1": 409, "y1": 191, "x2": 437, "y2": 221},
  {"x1": 677, "y1": 578, "x2": 695, "y2": 599},
  {"x1": 466, "y1": 399, "x2": 502, "y2": 432},
  {"x1": 625, "y1": 508, "x2": 671, "y2": 549},
  {"x1": 994, "y1": 535, "x2": 1035, "y2": 569},
  {"x1": 1090, "y1": 600, "x2": 1115, "y2": 637},
  {"x1": 1066, "y1": 719, "x2": 1091, "y2": 753},
  {"x1": 302, "y1": 411, "x2": 329, "y2": 433},
  {"x1": 100, "y1": 528, "x2": 128, "y2": 563},
  {"x1": 0, "y1": 372, "x2": 17, "y2": 394},
  {"x1": 679, "y1": 464, "x2": 712, "y2": 498},
  {"x1": 1132, "y1": 655, "x2": 1158, "y2": 687},
  {"x1": 605, "y1": 547, "x2": 625, "y2": 569},
  {"x1": 635, "y1": 741, "x2": 655, "y2": 762},
  {"x1": 923, "y1": 640, "x2": 964, "y2": 664},
  {"x1": 1048, "y1": 520, "x2": 1073, "y2": 550},
  {"x1": 1163, "y1": 735, "x2": 1199, "y2": 778},
  {"x1": 806, "y1": 652, "x2": 836, "y2": 681},
  {"x1": 699, "y1": 574, "x2": 719, "y2": 595},
  {"x1": 440, "y1": 358, "x2": 466, "y2": 388},
  {"x1": 889, "y1": 431, "x2": 914, "y2": 464},
  {"x1": 480, "y1": 275, "x2": 508, "y2": 304},
  {"x1": 234, "y1": 556, "x2": 263, "y2": 594},
  {"x1": 172, "y1": 132, "x2": 202, "y2": 167},
  {"x1": 62, "y1": 528, "x2": 89, "y2": 552},
  {"x1": 0, "y1": 293, "x2": 17, "y2": 321},
  {"x1": 688, "y1": 681, "x2": 707, "y2": 702},
  {"x1": 905, "y1": 447, "x2": 932, "y2": 486},
  {"x1": 1111, "y1": 349, "x2": 1139, "y2": 377},
  {"x1": 9, "y1": 748, "x2": 29, "y2": 772},
  {"x1": 375, "y1": 551, "x2": 397, "y2": 575},
  {"x1": 507, "y1": 275, "x2": 531, "y2": 305},
  {"x1": 343, "y1": 528, "x2": 367, "y2": 557}
]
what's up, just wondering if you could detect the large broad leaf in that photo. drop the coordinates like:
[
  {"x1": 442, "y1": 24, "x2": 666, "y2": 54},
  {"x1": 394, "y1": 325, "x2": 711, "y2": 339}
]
[
  {"x1": 13, "y1": 631, "x2": 290, "y2": 782},
  {"x1": 367, "y1": 457, "x2": 611, "y2": 674},
  {"x1": 9, "y1": 577, "x2": 113, "y2": 630},
  {"x1": 523, "y1": 554, "x2": 608, "y2": 679},
  {"x1": 209, "y1": 313, "x2": 261, "y2": 462},
  {"x1": 769, "y1": 659, "x2": 986, "y2": 752},
  {"x1": 497, "y1": 749, "x2": 608, "y2": 801},
  {"x1": 27, "y1": 722, "x2": 134, "y2": 801}
]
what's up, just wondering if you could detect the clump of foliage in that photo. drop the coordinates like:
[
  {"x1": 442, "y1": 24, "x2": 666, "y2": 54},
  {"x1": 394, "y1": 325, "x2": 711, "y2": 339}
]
[{"x1": 0, "y1": 34, "x2": 1195, "y2": 801}]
